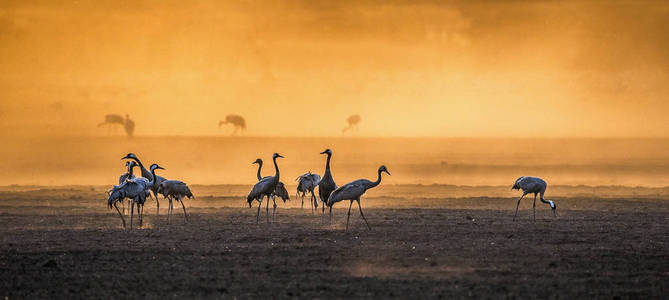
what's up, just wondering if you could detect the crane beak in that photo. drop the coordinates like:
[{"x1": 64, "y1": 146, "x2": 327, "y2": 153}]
[
  {"x1": 384, "y1": 170, "x2": 391, "y2": 176},
  {"x1": 278, "y1": 154, "x2": 284, "y2": 158},
  {"x1": 319, "y1": 151, "x2": 326, "y2": 154},
  {"x1": 157, "y1": 166, "x2": 165, "y2": 170}
]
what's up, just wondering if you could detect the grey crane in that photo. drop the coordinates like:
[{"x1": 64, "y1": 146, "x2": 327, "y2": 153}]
[
  {"x1": 107, "y1": 164, "x2": 164, "y2": 229},
  {"x1": 296, "y1": 172, "x2": 321, "y2": 212},
  {"x1": 118, "y1": 160, "x2": 137, "y2": 215},
  {"x1": 218, "y1": 114, "x2": 247, "y2": 135},
  {"x1": 157, "y1": 179, "x2": 194, "y2": 223},
  {"x1": 318, "y1": 149, "x2": 337, "y2": 216},
  {"x1": 327, "y1": 165, "x2": 390, "y2": 231},
  {"x1": 122, "y1": 153, "x2": 167, "y2": 216},
  {"x1": 247, "y1": 153, "x2": 284, "y2": 223},
  {"x1": 511, "y1": 176, "x2": 557, "y2": 221},
  {"x1": 250, "y1": 157, "x2": 289, "y2": 221}
]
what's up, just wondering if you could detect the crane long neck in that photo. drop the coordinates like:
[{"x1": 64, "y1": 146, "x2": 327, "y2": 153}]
[
  {"x1": 369, "y1": 170, "x2": 383, "y2": 188},
  {"x1": 273, "y1": 156, "x2": 280, "y2": 183},
  {"x1": 132, "y1": 158, "x2": 149, "y2": 176},
  {"x1": 256, "y1": 161, "x2": 263, "y2": 181},
  {"x1": 127, "y1": 164, "x2": 135, "y2": 177},
  {"x1": 149, "y1": 168, "x2": 157, "y2": 186},
  {"x1": 325, "y1": 154, "x2": 332, "y2": 174}
]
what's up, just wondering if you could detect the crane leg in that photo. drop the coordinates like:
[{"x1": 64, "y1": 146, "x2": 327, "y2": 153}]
[
  {"x1": 137, "y1": 200, "x2": 142, "y2": 228},
  {"x1": 256, "y1": 198, "x2": 262, "y2": 224},
  {"x1": 154, "y1": 192, "x2": 160, "y2": 216},
  {"x1": 311, "y1": 191, "x2": 318, "y2": 214},
  {"x1": 168, "y1": 196, "x2": 173, "y2": 224},
  {"x1": 513, "y1": 193, "x2": 526, "y2": 221},
  {"x1": 533, "y1": 194, "x2": 537, "y2": 221},
  {"x1": 329, "y1": 205, "x2": 333, "y2": 224},
  {"x1": 345, "y1": 200, "x2": 353, "y2": 231},
  {"x1": 113, "y1": 202, "x2": 126, "y2": 229},
  {"x1": 265, "y1": 195, "x2": 269, "y2": 223},
  {"x1": 130, "y1": 201, "x2": 135, "y2": 230},
  {"x1": 179, "y1": 197, "x2": 188, "y2": 222},
  {"x1": 272, "y1": 196, "x2": 277, "y2": 221},
  {"x1": 301, "y1": 193, "x2": 304, "y2": 209},
  {"x1": 356, "y1": 199, "x2": 371, "y2": 231}
]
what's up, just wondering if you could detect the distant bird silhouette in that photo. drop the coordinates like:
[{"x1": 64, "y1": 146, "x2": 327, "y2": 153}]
[
  {"x1": 218, "y1": 114, "x2": 247, "y2": 135},
  {"x1": 122, "y1": 153, "x2": 168, "y2": 215},
  {"x1": 511, "y1": 176, "x2": 557, "y2": 221},
  {"x1": 252, "y1": 158, "x2": 290, "y2": 219},
  {"x1": 342, "y1": 114, "x2": 361, "y2": 134},
  {"x1": 296, "y1": 172, "x2": 321, "y2": 212},
  {"x1": 98, "y1": 114, "x2": 134, "y2": 137},
  {"x1": 108, "y1": 164, "x2": 163, "y2": 229},
  {"x1": 327, "y1": 165, "x2": 390, "y2": 231},
  {"x1": 318, "y1": 149, "x2": 337, "y2": 216},
  {"x1": 158, "y1": 179, "x2": 194, "y2": 223},
  {"x1": 247, "y1": 153, "x2": 284, "y2": 223}
]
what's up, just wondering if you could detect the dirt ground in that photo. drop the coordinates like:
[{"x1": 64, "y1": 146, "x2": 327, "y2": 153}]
[{"x1": 0, "y1": 186, "x2": 668, "y2": 298}]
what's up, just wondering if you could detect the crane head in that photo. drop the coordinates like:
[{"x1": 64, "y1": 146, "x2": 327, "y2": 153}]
[
  {"x1": 379, "y1": 165, "x2": 391, "y2": 176},
  {"x1": 252, "y1": 158, "x2": 262, "y2": 165},
  {"x1": 149, "y1": 164, "x2": 165, "y2": 171},
  {"x1": 273, "y1": 153, "x2": 284, "y2": 159},
  {"x1": 548, "y1": 200, "x2": 557, "y2": 216},
  {"x1": 121, "y1": 153, "x2": 137, "y2": 160},
  {"x1": 320, "y1": 149, "x2": 332, "y2": 155}
]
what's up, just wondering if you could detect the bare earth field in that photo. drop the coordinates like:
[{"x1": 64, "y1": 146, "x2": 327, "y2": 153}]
[{"x1": 1, "y1": 185, "x2": 668, "y2": 298}]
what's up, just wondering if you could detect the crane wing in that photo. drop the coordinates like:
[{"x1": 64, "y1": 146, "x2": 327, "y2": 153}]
[
  {"x1": 327, "y1": 181, "x2": 366, "y2": 206},
  {"x1": 248, "y1": 176, "x2": 274, "y2": 201}
]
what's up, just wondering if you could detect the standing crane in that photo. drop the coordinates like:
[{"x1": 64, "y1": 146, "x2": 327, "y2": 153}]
[
  {"x1": 247, "y1": 153, "x2": 284, "y2": 223},
  {"x1": 251, "y1": 158, "x2": 290, "y2": 220},
  {"x1": 296, "y1": 172, "x2": 321, "y2": 212},
  {"x1": 318, "y1": 149, "x2": 337, "y2": 216},
  {"x1": 118, "y1": 160, "x2": 137, "y2": 215},
  {"x1": 158, "y1": 179, "x2": 194, "y2": 224},
  {"x1": 511, "y1": 176, "x2": 557, "y2": 221},
  {"x1": 327, "y1": 165, "x2": 390, "y2": 231},
  {"x1": 107, "y1": 164, "x2": 164, "y2": 229},
  {"x1": 122, "y1": 153, "x2": 167, "y2": 216}
]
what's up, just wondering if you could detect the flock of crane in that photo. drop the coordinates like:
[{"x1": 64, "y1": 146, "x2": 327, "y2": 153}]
[{"x1": 107, "y1": 150, "x2": 557, "y2": 230}]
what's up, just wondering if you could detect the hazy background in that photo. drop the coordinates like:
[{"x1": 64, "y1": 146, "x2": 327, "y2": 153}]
[
  {"x1": 1, "y1": 1, "x2": 668, "y2": 187},
  {"x1": 1, "y1": 0, "x2": 668, "y2": 137}
]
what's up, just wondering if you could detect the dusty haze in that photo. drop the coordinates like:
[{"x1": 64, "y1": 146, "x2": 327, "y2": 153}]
[
  {"x1": 1, "y1": 0, "x2": 668, "y2": 137},
  {"x1": 1, "y1": 1, "x2": 668, "y2": 187}
]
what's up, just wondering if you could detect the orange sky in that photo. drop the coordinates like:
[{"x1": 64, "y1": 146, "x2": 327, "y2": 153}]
[{"x1": 1, "y1": 0, "x2": 668, "y2": 137}]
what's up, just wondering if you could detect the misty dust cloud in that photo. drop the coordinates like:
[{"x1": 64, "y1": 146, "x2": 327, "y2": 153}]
[{"x1": 0, "y1": 1, "x2": 668, "y2": 187}]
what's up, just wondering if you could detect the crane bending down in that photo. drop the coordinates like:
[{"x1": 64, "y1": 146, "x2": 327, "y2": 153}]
[
  {"x1": 98, "y1": 114, "x2": 135, "y2": 137},
  {"x1": 318, "y1": 149, "x2": 337, "y2": 217},
  {"x1": 342, "y1": 114, "x2": 361, "y2": 134},
  {"x1": 511, "y1": 176, "x2": 557, "y2": 221},
  {"x1": 296, "y1": 172, "x2": 321, "y2": 212},
  {"x1": 327, "y1": 165, "x2": 390, "y2": 231},
  {"x1": 107, "y1": 164, "x2": 163, "y2": 229},
  {"x1": 122, "y1": 153, "x2": 167, "y2": 216},
  {"x1": 247, "y1": 153, "x2": 284, "y2": 223},
  {"x1": 218, "y1": 114, "x2": 246, "y2": 135},
  {"x1": 157, "y1": 179, "x2": 194, "y2": 223},
  {"x1": 251, "y1": 158, "x2": 290, "y2": 220}
]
